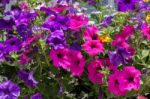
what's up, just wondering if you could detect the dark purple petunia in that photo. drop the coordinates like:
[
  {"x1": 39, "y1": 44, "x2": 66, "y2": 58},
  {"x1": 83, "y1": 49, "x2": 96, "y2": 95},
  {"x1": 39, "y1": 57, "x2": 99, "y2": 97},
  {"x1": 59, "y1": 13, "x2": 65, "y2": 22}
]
[
  {"x1": 101, "y1": 16, "x2": 113, "y2": 28},
  {"x1": 42, "y1": 14, "x2": 69, "y2": 32},
  {"x1": 31, "y1": 92, "x2": 42, "y2": 99},
  {"x1": 18, "y1": 70, "x2": 38, "y2": 88},
  {"x1": 0, "y1": 18, "x2": 15, "y2": 30},
  {"x1": 1, "y1": 0, "x2": 10, "y2": 6},
  {"x1": 115, "y1": 0, "x2": 139, "y2": 12},
  {"x1": 0, "y1": 80, "x2": 20, "y2": 99},
  {"x1": 47, "y1": 30, "x2": 67, "y2": 50},
  {"x1": 108, "y1": 47, "x2": 131, "y2": 67},
  {"x1": 17, "y1": 24, "x2": 33, "y2": 40},
  {"x1": 4, "y1": 37, "x2": 21, "y2": 53}
]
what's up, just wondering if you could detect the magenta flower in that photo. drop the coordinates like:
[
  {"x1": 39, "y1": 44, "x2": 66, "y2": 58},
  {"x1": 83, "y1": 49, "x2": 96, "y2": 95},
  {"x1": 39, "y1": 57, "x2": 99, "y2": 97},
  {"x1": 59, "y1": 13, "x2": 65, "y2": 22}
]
[
  {"x1": 142, "y1": 25, "x2": 150, "y2": 41},
  {"x1": 108, "y1": 72, "x2": 127, "y2": 96},
  {"x1": 0, "y1": 80, "x2": 20, "y2": 99},
  {"x1": 67, "y1": 50, "x2": 85, "y2": 77},
  {"x1": 87, "y1": 60, "x2": 104, "y2": 84},
  {"x1": 120, "y1": 66, "x2": 141, "y2": 91},
  {"x1": 49, "y1": 48, "x2": 70, "y2": 69},
  {"x1": 83, "y1": 25, "x2": 99, "y2": 41},
  {"x1": 68, "y1": 14, "x2": 88, "y2": 30},
  {"x1": 82, "y1": 40, "x2": 104, "y2": 56}
]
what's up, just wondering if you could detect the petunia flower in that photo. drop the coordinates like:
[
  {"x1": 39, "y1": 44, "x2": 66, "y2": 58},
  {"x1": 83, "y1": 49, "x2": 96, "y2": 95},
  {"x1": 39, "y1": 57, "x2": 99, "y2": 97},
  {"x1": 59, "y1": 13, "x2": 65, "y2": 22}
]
[
  {"x1": 83, "y1": 25, "x2": 99, "y2": 41},
  {"x1": 31, "y1": 92, "x2": 42, "y2": 99},
  {"x1": 0, "y1": 80, "x2": 20, "y2": 99},
  {"x1": 4, "y1": 37, "x2": 21, "y2": 53},
  {"x1": 0, "y1": 18, "x2": 15, "y2": 30},
  {"x1": 115, "y1": 0, "x2": 139, "y2": 12},
  {"x1": 101, "y1": 16, "x2": 113, "y2": 28},
  {"x1": 18, "y1": 70, "x2": 38, "y2": 88},
  {"x1": 47, "y1": 30, "x2": 67, "y2": 50},
  {"x1": 82, "y1": 40, "x2": 104, "y2": 56},
  {"x1": 142, "y1": 24, "x2": 150, "y2": 40},
  {"x1": 87, "y1": 59, "x2": 104, "y2": 84},
  {"x1": 108, "y1": 47, "x2": 131, "y2": 67},
  {"x1": 67, "y1": 50, "x2": 85, "y2": 77},
  {"x1": 108, "y1": 72, "x2": 127, "y2": 96},
  {"x1": 120, "y1": 66, "x2": 141, "y2": 91},
  {"x1": 49, "y1": 48, "x2": 71, "y2": 69},
  {"x1": 68, "y1": 14, "x2": 88, "y2": 30}
]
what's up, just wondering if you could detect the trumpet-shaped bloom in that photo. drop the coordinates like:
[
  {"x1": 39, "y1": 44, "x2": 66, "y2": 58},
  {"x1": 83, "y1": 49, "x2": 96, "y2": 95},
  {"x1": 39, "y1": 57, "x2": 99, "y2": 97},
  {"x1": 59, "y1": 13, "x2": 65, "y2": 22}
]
[
  {"x1": 84, "y1": 25, "x2": 99, "y2": 41},
  {"x1": 120, "y1": 66, "x2": 141, "y2": 91},
  {"x1": 87, "y1": 60, "x2": 104, "y2": 84},
  {"x1": 0, "y1": 80, "x2": 20, "y2": 99},
  {"x1": 82, "y1": 40, "x2": 104, "y2": 56}
]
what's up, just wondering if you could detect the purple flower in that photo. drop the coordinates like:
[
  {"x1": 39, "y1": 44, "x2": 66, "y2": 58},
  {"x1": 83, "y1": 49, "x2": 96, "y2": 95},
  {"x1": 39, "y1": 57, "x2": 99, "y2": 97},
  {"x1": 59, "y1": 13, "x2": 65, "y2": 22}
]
[
  {"x1": 115, "y1": 0, "x2": 139, "y2": 12},
  {"x1": 0, "y1": 18, "x2": 15, "y2": 30},
  {"x1": 18, "y1": 70, "x2": 38, "y2": 88},
  {"x1": 31, "y1": 93, "x2": 42, "y2": 99},
  {"x1": 101, "y1": 16, "x2": 113, "y2": 28},
  {"x1": 4, "y1": 37, "x2": 21, "y2": 53},
  {"x1": 47, "y1": 30, "x2": 67, "y2": 50},
  {"x1": 1, "y1": 0, "x2": 10, "y2": 6},
  {"x1": 0, "y1": 43, "x2": 5, "y2": 61},
  {"x1": 0, "y1": 80, "x2": 20, "y2": 99},
  {"x1": 43, "y1": 14, "x2": 69, "y2": 32},
  {"x1": 108, "y1": 47, "x2": 131, "y2": 67}
]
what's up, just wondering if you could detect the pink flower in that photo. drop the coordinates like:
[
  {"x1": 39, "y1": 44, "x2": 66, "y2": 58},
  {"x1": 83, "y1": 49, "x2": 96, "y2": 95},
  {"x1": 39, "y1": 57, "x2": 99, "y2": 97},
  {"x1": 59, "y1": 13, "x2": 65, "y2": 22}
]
[
  {"x1": 108, "y1": 72, "x2": 127, "y2": 96},
  {"x1": 84, "y1": 25, "x2": 99, "y2": 41},
  {"x1": 68, "y1": 14, "x2": 88, "y2": 30},
  {"x1": 19, "y1": 50, "x2": 31, "y2": 65},
  {"x1": 50, "y1": 5, "x2": 70, "y2": 13},
  {"x1": 49, "y1": 48, "x2": 70, "y2": 69},
  {"x1": 82, "y1": 40, "x2": 104, "y2": 56},
  {"x1": 117, "y1": 26, "x2": 134, "y2": 40},
  {"x1": 120, "y1": 66, "x2": 141, "y2": 91},
  {"x1": 87, "y1": 60, "x2": 104, "y2": 84},
  {"x1": 67, "y1": 50, "x2": 85, "y2": 77},
  {"x1": 142, "y1": 25, "x2": 150, "y2": 40},
  {"x1": 19, "y1": 1, "x2": 29, "y2": 11}
]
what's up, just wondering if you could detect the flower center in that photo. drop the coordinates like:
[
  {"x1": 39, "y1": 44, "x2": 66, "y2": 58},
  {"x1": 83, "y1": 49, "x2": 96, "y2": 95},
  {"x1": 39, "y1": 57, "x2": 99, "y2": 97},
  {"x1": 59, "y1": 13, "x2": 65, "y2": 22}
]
[
  {"x1": 90, "y1": 44, "x2": 96, "y2": 48},
  {"x1": 57, "y1": 53, "x2": 63, "y2": 58},
  {"x1": 124, "y1": 0, "x2": 131, "y2": 4},
  {"x1": 128, "y1": 77, "x2": 134, "y2": 82},
  {"x1": 92, "y1": 35, "x2": 97, "y2": 40},
  {"x1": 115, "y1": 80, "x2": 119, "y2": 85}
]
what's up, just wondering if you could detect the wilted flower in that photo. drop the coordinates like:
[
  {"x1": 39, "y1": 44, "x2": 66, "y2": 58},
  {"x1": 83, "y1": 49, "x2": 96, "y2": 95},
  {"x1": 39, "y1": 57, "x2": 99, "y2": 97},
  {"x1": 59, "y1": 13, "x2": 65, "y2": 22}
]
[
  {"x1": 18, "y1": 70, "x2": 38, "y2": 88},
  {"x1": 0, "y1": 80, "x2": 20, "y2": 99}
]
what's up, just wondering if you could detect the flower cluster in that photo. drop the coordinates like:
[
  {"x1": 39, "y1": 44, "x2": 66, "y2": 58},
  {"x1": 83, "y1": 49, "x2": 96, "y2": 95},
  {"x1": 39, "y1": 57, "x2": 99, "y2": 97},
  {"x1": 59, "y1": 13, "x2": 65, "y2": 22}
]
[{"x1": 0, "y1": 0, "x2": 150, "y2": 98}]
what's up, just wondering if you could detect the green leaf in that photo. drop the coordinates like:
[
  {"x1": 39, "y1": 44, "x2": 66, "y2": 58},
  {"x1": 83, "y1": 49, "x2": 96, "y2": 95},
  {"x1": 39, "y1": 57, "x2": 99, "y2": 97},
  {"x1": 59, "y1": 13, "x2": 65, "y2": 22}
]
[{"x1": 142, "y1": 50, "x2": 149, "y2": 59}]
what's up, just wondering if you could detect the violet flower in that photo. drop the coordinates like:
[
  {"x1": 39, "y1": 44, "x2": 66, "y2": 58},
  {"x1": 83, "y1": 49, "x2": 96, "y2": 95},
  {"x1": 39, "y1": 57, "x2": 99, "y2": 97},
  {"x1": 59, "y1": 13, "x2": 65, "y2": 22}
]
[
  {"x1": 0, "y1": 18, "x2": 15, "y2": 30},
  {"x1": 101, "y1": 16, "x2": 113, "y2": 28},
  {"x1": 31, "y1": 92, "x2": 42, "y2": 99},
  {"x1": 18, "y1": 70, "x2": 38, "y2": 88},
  {"x1": 115, "y1": 0, "x2": 139, "y2": 12},
  {"x1": 47, "y1": 30, "x2": 67, "y2": 50},
  {"x1": 4, "y1": 37, "x2": 21, "y2": 53},
  {"x1": 0, "y1": 80, "x2": 20, "y2": 99},
  {"x1": 108, "y1": 47, "x2": 131, "y2": 67}
]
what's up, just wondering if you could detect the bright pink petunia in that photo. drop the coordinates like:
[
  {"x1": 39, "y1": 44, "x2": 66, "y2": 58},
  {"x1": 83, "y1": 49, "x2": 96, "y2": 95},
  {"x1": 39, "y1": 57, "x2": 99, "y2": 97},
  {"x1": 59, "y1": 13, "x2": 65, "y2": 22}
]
[
  {"x1": 49, "y1": 48, "x2": 71, "y2": 69},
  {"x1": 108, "y1": 72, "x2": 127, "y2": 96},
  {"x1": 87, "y1": 59, "x2": 104, "y2": 84},
  {"x1": 68, "y1": 14, "x2": 88, "y2": 30},
  {"x1": 120, "y1": 66, "x2": 141, "y2": 91},
  {"x1": 83, "y1": 25, "x2": 99, "y2": 41},
  {"x1": 50, "y1": 5, "x2": 70, "y2": 13},
  {"x1": 67, "y1": 50, "x2": 85, "y2": 77},
  {"x1": 142, "y1": 25, "x2": 150, "y2": 40},
  {"x1": 82, "y1": 40, "x2": 104, "y2": 56}
]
